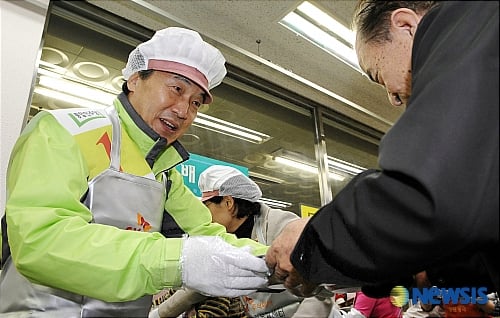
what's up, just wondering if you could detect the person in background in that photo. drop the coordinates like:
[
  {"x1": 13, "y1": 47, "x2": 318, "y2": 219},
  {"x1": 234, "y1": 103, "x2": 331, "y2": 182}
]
[
  {"x1": 150, "y1": 165, "x2": 333, "y2": 318},
  {"x1": 265, "y1": 0, "x2": 498, "y2": 299},
  {"x1": 0, "y1": 27, "x2": 269, "y2": 317},
  {"x1": 352, "y1": 291, "x2": 402, "y2": 318}
]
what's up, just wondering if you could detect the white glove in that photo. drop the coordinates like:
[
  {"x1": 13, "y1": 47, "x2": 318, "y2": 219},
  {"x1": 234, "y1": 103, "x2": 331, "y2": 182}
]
[{"x1": 181, "y1": 236, "x2": 268, "y2": 297}]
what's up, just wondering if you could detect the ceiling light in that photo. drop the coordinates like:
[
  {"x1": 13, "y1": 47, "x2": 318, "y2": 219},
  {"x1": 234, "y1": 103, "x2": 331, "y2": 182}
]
[
  {"x1": 274, "y1": 155, "x2": 319, "y2": 174},
  {"x1": 39, "y1": 60, "x2": 67, "y2": 74},
  {"x1": 194, "y1": 113, "x2": 271, "y2": 144},
  {"x1": 273, "y1": 149, "x2": 367, "y2": 181},
  {"x1": 280, "y1": 1, "x2": 361, "y2": 72},
  {"x1": 328, "y1": 156, "x2": 366, "y2": 175},
  {"x1": 274, "y1": 152, "x2": 345, "y2": 181},
  {"x1": 249, "y1": 171, "x2": 285, "y2": 184},
  {"x1": 38, "y1": 75, "x2": 117, "y2": 106},
  {"x1": 297, "y1": 1, "x2": 355, "y2": 45},
  {"x1": 34, "y1": 87, "x2": 109, "y2": 109},
  {"x1": 35, "y1": 65, "x2": 119, "y2": 110}
]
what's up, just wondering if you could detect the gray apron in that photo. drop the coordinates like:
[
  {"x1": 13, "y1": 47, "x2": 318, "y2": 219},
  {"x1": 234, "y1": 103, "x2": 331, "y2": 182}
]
[{"x1": 0, "y1": 107, "x2": 167, "y2": 317}]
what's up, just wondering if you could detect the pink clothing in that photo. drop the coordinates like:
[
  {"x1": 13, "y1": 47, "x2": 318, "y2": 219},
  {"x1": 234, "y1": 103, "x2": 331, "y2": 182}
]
[{"x1": 354, "y1": 292, "x2": 402, "y2": 318}]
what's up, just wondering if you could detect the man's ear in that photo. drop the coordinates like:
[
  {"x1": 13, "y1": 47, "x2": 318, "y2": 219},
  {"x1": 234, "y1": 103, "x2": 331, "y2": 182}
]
[
  {"x1": 126, "y1": 72, "x2": 140, "y2": 92},
  {"x1": 391, "y1": 8, "x2": 420, "y2": 36}
]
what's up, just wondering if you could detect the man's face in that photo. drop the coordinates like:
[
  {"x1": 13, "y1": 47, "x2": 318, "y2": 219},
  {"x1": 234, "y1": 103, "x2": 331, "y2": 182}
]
[
  {"x1": 356, "y1": 36, "x2": 413, "y2": 107},
  {"x1": 355, "y1": 7, "x2": 421, "y2": 108},
  {"x1": 126, "y1": 71, "x2": 206, "y2": 144}
]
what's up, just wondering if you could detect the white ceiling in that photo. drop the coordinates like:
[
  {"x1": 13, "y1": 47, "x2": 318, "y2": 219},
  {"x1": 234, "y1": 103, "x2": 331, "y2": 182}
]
[{"x1": 87, "y1": 0, "x2": 404, "y2": 134}]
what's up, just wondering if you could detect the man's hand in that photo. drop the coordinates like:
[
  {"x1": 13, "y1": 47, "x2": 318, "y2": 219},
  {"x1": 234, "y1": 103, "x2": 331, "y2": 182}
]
[
  {"x1": 181, "y1": 236, "x2": 268, "y2": 297},
  {"x1": 264, "y1": 218, "x2": 310, "y2": 291}
]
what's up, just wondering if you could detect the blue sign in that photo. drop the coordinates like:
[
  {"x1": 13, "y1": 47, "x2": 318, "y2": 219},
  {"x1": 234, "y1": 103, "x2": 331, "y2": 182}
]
[{"x1": 175, "y1": 153, "x2": 248, "y2": 197}]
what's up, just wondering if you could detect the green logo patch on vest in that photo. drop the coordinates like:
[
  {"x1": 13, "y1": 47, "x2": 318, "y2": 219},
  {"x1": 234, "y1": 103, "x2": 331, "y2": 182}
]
[{"x1": 68, "y1": 110, "x2": 107, "y2": 127}]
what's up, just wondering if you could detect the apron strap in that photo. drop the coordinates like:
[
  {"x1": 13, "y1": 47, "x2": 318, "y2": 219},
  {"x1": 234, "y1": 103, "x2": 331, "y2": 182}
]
[
  {"x1": 104, "y1": 106, "x2": 121, "y2": 171},
  {"x1": 254, "y1": 214, "x2": 266, "y2": 245}
]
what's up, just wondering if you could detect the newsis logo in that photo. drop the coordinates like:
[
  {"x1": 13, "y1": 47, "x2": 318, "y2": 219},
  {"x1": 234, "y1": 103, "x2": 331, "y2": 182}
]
[{"x1": 389, "y1": 286, "x2": 489, "y2": 307}]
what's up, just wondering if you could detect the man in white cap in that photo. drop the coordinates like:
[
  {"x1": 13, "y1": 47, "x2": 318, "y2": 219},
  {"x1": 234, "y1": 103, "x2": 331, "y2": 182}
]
[{"x1": 0, "y1": 27, "x2": 268, "y2": 317}]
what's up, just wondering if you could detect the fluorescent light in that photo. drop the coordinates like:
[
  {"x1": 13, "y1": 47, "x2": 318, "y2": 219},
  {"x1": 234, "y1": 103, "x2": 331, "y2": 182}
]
[
  {"x1": 35, "y1": 66, "x2": 119, "y2": 110},
  {"x1": 38, "y1": 60, "x2": 67, "y2": 74},
  {"x1": 194, "y1": 113, "x2": 271, "y2": 144},
  {"x1": 39, "y1": 75, "x2": 116, "y2": 105},
  {"x1": 259, "y1": 197, "x2": 292, "y2": 209},
  {"x1": 297, "y1": 2, "x2": 355, "y2": 45},
  {"x1": 275, "y1": 156, "x2": 318, "y2": 174},
  {"x1": 280, "y1": 1, "x2": 361, "y2": 72},
  {"x1": 249, "y1": 171, "x2": 285, "y2": 184},
  {"x1": 274, "y1": 155, "x2": 345, "y2": 181},
  {"x1": 273, "y1": 149, "x2": 367, "y2": 181},
  {"x1": 328, "y1": 156, "x2": 366, "y2": 175},
  {"x1": 34, "y1": 87, "x2": 109, "y2": 109}
]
